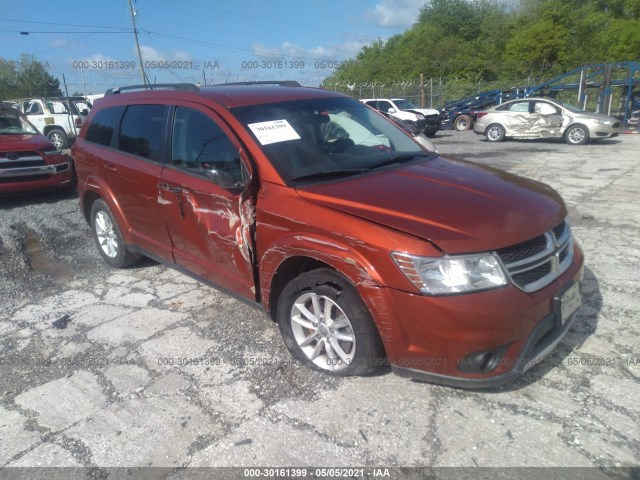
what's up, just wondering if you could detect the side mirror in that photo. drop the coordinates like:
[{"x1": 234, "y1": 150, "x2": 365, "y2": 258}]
[
  {"x1": 204, "y1": 168, "x2": 235, "y2": 188},
  {"x1": 387, "y1": 107, "x2": 396, "y2": 114}
]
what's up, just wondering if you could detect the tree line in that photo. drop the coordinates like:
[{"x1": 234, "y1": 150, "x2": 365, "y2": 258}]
[
  {"x1": 0, "y1": 54, "x2": 62, "y2": 100},
  {"x1": 322, "y1": 0, "x2": 640, "y2": 88}
]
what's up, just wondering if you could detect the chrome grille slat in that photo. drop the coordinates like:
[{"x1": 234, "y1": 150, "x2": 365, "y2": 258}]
[{"x1": 496, "y1": 221, "x2": 573, "y2": 293}]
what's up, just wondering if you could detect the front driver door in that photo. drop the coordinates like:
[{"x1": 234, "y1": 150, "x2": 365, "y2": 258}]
[
  {"x1": 530, "y1": 101, "x2": 563, "y2": 137},
  {"x1": 159, "y1": 104, "x2": 256, "y2": 301}
]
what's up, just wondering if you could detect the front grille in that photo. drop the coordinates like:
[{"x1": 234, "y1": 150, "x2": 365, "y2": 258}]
[
  {"x1": 497, "y1": 235, "x2": 548, "y2": 264},
  {"x1": 496, "y1": 221, "x2": 573, "y2": 292},
  {"x1": 0, "y1": 151, "x2": 39, "y2": 160},
  {"x1": 0, "y1": 174, "x2": 50, "y2": 183},
  {"x1": 0, "y1": 159, "x2": 47, "y2": 169},
  {"x1": 612, "y1": 122, "x2": 621, "y2": 128},
  {"x1": 0, "y1": 152, "x2": 45, "y2": 170}
]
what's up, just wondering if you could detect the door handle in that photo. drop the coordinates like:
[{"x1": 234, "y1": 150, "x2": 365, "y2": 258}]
[{"x1": 158, "y1": 183, "x2": 182, "y2": 193}]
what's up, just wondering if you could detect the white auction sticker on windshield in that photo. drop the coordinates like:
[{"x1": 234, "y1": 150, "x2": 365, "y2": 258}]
[{"x1": 248, "y1": 119, "x2": 300, "y2": 145}]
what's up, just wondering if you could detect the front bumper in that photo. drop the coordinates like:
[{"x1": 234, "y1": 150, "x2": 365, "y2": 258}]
[
  {"x1": 361, "y1": 245, "x2": 584, "y2": 388},
  {"x1": 0, "y1": 160, "x2": 72, "y2": 194},
  {"x1": 391, "y1": 286, "x2": 580, "y2": 388}
]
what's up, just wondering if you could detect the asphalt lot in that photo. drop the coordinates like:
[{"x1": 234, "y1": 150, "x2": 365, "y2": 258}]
[{"x1": 0, "y1": 130, "x2": 639, "y2": 478}]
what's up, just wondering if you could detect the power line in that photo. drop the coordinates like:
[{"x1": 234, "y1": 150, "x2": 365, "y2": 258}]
[
  {"x1": 0, "y1": 17, "x2": 133, "y2": 30},
  {"x1": 8, "y1": 30, "x2": 131, "y2": 34}
]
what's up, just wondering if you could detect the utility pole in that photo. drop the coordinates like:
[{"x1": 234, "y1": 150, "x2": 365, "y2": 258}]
[{"x1": 128, "y1": 0, "x2": 147, "y2": 85}]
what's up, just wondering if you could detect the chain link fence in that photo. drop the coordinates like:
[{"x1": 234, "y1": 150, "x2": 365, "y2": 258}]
[{"x1": 2, "y1": 68, "x2": 635, "y2": 118}]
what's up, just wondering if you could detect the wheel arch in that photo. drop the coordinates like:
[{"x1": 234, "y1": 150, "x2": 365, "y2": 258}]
[
  {"x1": 80, "y1": 180, "x2": 132, "y2": 242},
  {"x1": 42, "y1": 124, "x2": 65, "y2": 135},
  {"x1": 260, "y1": 236, "x2": 384, "y2": 321},
  {"x1": 564, "y1": 123, "x2": 590, "y2": 144}
]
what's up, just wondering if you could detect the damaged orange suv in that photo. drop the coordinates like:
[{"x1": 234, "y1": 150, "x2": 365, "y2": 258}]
[{"x1": 73, "y1": 82, "x2": 584, "y2": 387}]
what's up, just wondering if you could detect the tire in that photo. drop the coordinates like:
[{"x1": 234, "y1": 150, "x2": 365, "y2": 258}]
[
  {"x1": 47, "y1": 128, "x2": 68, "y2": 149},
  {"x1": 454, "y1": 114, "x2": 473, "y2": 131},
  {"x1": 485, "y1": 123, "x2": 506, "y2": 142},
  {"x1": 565, "y1": 124, "x2": 589, "y2": 145},
  {"x1": 276, "y1": 268, "x2": 385, "y2": 376},
  {"x1": 90, "y1": 199, "x2": 141, "y2": 268}
]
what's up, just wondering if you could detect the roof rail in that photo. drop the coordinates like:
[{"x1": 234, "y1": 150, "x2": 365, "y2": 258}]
[
  {"x1": 104, "y1": 83, "x2": 200, "y2": 96},
  {"x1": 214, "y1": 81, "x2": 302, "y2": 87}
]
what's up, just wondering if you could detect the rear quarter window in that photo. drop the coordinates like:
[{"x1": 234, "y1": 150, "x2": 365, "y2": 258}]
[{"x1": 85, "y1": 106, "x2": 125, "y2": 147}]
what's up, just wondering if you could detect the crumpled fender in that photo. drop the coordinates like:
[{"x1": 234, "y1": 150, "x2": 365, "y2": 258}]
[{"x1": 259, "y1": 232, "x2": 384, "y2": 312}]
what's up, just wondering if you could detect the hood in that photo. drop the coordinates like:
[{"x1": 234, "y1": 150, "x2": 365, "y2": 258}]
[
  {"x1": 0, "y1": 133, "x2": 52, "y2": 151},
  {"x1": 296, "y1": 156, "x2": 566, "y2": 254},
  {"x1": 574, "y1": 111, "x2": 618, "y2": 123},
  {"x1": 406, "y1": 108, "x2": 440, "y2": 116}
]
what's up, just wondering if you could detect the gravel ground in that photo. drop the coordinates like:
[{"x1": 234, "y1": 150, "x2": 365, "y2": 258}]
[{"x1": 0, "y1": 130, "x2": 639, "y2": 478}]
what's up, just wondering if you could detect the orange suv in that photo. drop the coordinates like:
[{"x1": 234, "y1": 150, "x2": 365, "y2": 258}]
[{"x1": 72, "y1": 82, "x2": 584, "y2": 387}]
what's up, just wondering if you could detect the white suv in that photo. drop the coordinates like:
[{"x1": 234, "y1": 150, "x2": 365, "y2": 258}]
[
  {"x1": 360, "y1": 98, "x2": 441, "y2": 137},
  {"x1": 9, "y1": 97, "x2": 84, "y2": 149}
]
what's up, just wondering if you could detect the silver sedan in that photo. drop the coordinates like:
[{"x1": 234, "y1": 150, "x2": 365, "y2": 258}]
[{"x1": 473, "y1": 97, "x2": 622, "y2": 145}]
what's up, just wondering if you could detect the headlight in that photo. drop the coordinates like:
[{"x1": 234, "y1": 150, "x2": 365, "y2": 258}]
[
  {"x1": 590, "y1": 118, "x2": 611, "y2": 125},
  {"x1": 43, "y1": 148, "x2": 63, "y2": 156},
  {"x1": 391, "y1": 252, "x2": 507, "y2": 295}
]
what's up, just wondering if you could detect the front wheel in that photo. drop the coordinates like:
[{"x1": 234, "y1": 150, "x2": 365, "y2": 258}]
[
  {"x1": 90, "y1": 199, "x2": 141, "y2": 268},
  {"x1": 565, "y1": 124, "x2": 589, "y2": 145},
  {"x1": 485, "y1": 123, "x2": 506, "y2": 142},
  {"x1": 276, "y1": 268, "x2": 385, "y2": 376},
  {"x1": 47, "y1": 128, "x2": 68, "y2": 149}
]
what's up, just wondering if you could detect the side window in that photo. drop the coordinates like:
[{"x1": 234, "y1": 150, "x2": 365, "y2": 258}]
[
  {"x1": 25, "y1": 102, "x2": 43, "y2": 115},
  {"x1": 535, "y1": 102, "x2": 558, "y2": 115},
  {"x1": 118, "y1": 104, "x2": 167, "y2": 162},
  {"x1": 85, "y1": 106, "x2": 124, "y2": 147},
  {"x1": 508, "y1": 101, "x2": 530, "y2": 113},
  {"x1": 377, "y1": 101, "x2": 393, "y2": 113},
  {"x1": 49, "y1": 101, "x2": 69, "y2": 114},
  {"x1": 171, "y1": 107, "x2": 243, "y2": 183}
]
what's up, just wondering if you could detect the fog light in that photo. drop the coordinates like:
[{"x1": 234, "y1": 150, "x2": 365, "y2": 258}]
[{"x1": 458, "y1": 346, "x2": 510, "y2": 374}]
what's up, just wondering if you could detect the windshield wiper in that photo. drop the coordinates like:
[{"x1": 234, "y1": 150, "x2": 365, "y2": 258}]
[
  {"x1": 290, "y1": 168, "x2": 367, "y2": 182},
  {"x1": 290, "y1": 154, "x2": 433, "y2": 183},
  {"x1": 367, "y1": 153, "x2": 432, "y2": 170}
]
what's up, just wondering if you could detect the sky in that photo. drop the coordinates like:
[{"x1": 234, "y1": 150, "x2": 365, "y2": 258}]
[{"x1": 0, "y1": 0, "x2": 425, "y2": 94}]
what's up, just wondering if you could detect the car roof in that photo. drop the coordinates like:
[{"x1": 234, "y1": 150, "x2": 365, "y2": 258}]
[{"x1": 97, "y1": 84, "x2": 345, "y2": 109}]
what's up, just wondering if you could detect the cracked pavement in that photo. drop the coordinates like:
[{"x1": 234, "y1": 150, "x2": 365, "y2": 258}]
[{"x1": 0, "y1": 131, "x2": 638, "y2": 477}]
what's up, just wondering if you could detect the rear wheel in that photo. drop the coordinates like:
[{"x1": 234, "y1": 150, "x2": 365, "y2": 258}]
[
  {"x1": 90, "y1": 199, "x2": 141, "y2": 268},
  {"x1": 485, "y1": 123, "x2": 505, "y2": 142},
  {"x1": 276, "y1": 268, "x2": 384, "y2": 376},
  {"x1": 454, "y1": 114, "x2": 473, "y2": 131},
  {"x1": 47, "y1": 128, "x2": 68, "y2": 149},
  {"x1": 565, "y1": 124, "x2": 589, "y2": 145}
]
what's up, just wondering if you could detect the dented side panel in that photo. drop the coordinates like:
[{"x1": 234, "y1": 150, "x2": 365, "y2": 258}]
[
  {"x1": 255, "y1": 181, "x2": 441, "y2": 346},
  {"x1": 159, "y1": 168, "x2": 257, "y2": 300}
]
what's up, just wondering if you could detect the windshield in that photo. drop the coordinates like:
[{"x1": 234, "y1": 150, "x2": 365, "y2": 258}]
[
  {"x1": 0, "y1": 109, "x2": 38, "y2": 135},
  {"x1": 232, "y1": 96, "x2": 429, "y2": 184},
  {"x1": 393, "y1": 99, "x2": 416, "y2": 110}
]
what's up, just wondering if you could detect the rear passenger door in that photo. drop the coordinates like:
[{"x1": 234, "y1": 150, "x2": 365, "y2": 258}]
[
  {"x1": 103, "y1": 103, "x2": 174, "y2": 261},
  {"x1": 159, "y1": 104, "x2": 256, "y2": 301},
  {"x1": 503, "y1": 100, "x2": 532, "y2": 135}
]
